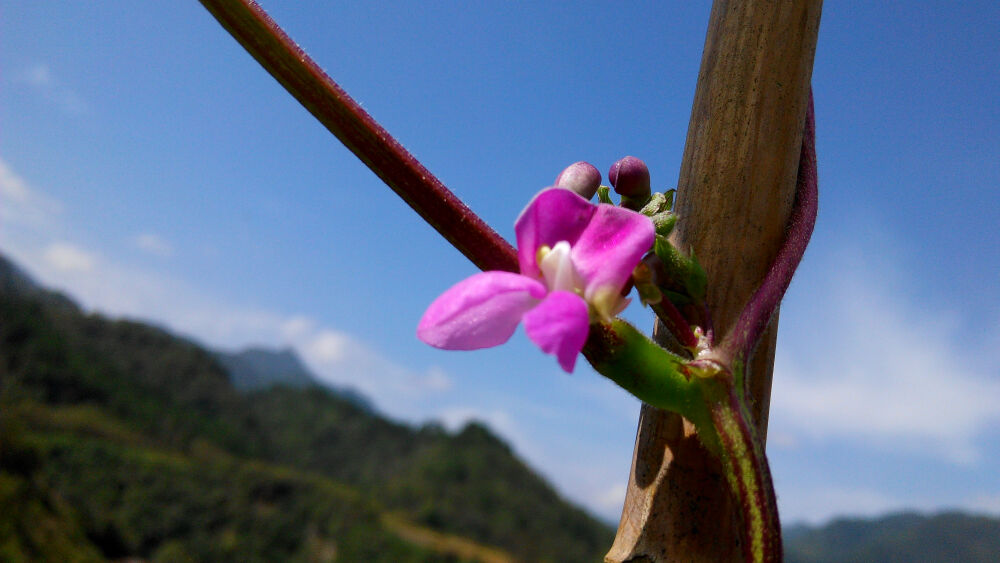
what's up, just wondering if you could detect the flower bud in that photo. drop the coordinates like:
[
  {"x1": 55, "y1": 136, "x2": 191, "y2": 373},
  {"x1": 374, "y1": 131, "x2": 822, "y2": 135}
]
[
  {"x1": 608, "y1": 156, "x2": 651, "y2": 200},
  {"x1": 554, "y1": 161, "x2": 601, "y2": 200}
]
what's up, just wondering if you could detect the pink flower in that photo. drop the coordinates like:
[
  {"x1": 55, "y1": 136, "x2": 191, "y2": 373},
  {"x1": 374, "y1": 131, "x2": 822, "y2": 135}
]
[{"x1": 417, "y1": 187, "x2": 654, "y2": 372}]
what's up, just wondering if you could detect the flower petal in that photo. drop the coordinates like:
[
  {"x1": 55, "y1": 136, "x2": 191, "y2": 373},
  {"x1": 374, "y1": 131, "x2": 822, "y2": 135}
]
[
  {"x1": 522, "y1": 290, "x2": 590, "y2": 373},
  {"x1": 538, "y1": 240, "x2": 584, "y2": 293},
  {"x1": 418, "y1": 272, "x2": 546, "y2": 350},
  {"x1": 514, "y1": 188, "x2": 596, "y2": 279},
  {"x1": 571, "y1": 204, "x2": 655, "y2": 300}
]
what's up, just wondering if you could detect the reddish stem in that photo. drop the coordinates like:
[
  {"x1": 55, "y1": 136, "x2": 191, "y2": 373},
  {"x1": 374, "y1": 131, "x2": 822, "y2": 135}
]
[
  {"x1": 198, "y1": 0, "x2": 518, "y2": 273},
  {"x1": 651, "y1": 299, "x2": 699, "y2": 350},
  {"x1": 719, "y1": 93, "x2": 818, "y2": 362}
]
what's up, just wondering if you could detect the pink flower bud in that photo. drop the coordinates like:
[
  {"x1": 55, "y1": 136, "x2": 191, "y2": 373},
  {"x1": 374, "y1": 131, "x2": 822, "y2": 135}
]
[
  {"x1": 608, "y1": 156, "x2": 651, "y2": 200},
  {"x1": 554, "y1": 161, "x2": 601, "y2": 200}
]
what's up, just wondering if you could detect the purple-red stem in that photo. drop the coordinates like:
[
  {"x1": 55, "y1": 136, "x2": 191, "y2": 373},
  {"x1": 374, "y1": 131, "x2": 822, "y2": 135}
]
[
  {"x1": 651, "y1": 299, "x2": 700, "y2": 350},
  {"x1": 718, "y1": 94, "x2": 818, "y2": 363},
  {"x1": 198, "y1": 0, "x2": 518, "y2": 274}
]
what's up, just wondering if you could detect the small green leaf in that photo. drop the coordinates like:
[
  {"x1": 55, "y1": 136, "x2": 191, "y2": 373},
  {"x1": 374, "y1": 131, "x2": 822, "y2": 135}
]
[
  {"x1": 636, "y1": 281, "x2": 662, "y2": 306},
  {"x1": 663, "y1": 289, "x2": 692, "y2": 306},
  {"x1": 639, "y1": 192, "x2": 668, "y2": 216},
  {"x1": 596, "y1": 185, "x2": 613, "y2": 204},
  {"x1": 653, "y1": 235, "x2": 707, "y2": 305},
  {"x1": 663, "y1": 189, "x2": 676, "y2": 210},
  {"x1": 684, "y1": 250, "x2": 707, "y2": 303},
  {"x1": 652, "y1": 212, "x2": 677, "y2": 237}
]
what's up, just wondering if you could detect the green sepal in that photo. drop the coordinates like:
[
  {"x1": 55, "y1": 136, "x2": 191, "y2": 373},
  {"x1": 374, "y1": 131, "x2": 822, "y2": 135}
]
[
  {"x1": 631, "y1": 261, "x2": 662, "y2": 307},
  {"x1": 596, "y1": 185, "x2": 613, "y2": 204},
  {"x1": 652, "y1": 212, "x2": 677, "y2": 237},
  {"x1": 639, "y1": 191, "x2": 668, "y2": 216},
  {"x1": 653, "y1": 234, "x2": 674, "y2": 264},
  {"x1": 635, "y1": 281, "x2": 662, "y2": 307},
  {"x1": 663, "y1": 288, "x2": 692, "y2": 306},
  {"x1": 685, "y1": 249, "x2": 707, "y2": 303},
  {"x1": 663, "y1": 189, "x2": 676, "y2": 210},
  {"x1": 639, "y1": 190, "x2": 676, "y2": 216},
  {"x1": 638, "y1": 192, "x2": 677, "y2": 237},
  {"x1": 653, "y1": 235, "x2": 707, "y2": 304},
  {"x1": 653, "y1": 235, "x2": 690, "y2": 291}
]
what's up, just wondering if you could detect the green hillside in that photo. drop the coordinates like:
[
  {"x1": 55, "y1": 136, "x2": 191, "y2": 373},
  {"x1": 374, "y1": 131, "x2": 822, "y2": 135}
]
[
  {"x1": 9, "y1": 253, "x2": 996, "y2": 562},
  {"x1": 784, "y1": 511, "x2": 1000, "y2": 563},
  {"x1": 0, "y1": 254, "x2": 613, "y2": 562}
]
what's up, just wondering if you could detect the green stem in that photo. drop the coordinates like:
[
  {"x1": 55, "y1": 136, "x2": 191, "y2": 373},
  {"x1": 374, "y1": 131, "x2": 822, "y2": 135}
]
[
  {"x1": 588, "y1": 322, "x2": 782, "y2": 561},
  {"x1": 583, "y1": 320, "x2": 714, "y2": 443},
  {"x1": 703, "y1": 381, "x2": 782, "y2": 563}
]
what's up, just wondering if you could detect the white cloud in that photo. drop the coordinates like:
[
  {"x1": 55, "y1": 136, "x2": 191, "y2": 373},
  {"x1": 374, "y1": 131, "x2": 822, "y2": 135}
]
[
  {"x1": 42, "y1": 242, "x2": 96, "y2": 273},
  {"x1": 593, "y1": 482, "x2": 628, "y2": 520},
  {"x1": 132, "y1": 233, "x2": 174, "y2": 257},
  {"x1": 304, "y1": 330, "x2": 349, "y2": 364},
  {"x1": 16, "y1": 63, "x2": 88, "y2": 116},
  {"x1": 295, "y1": 329, "x2": 457, "y2": 418},
  {"x1": 967, "y1": 494, "x2": 1000, "y2": 516},
  {"x1": 24, "y1": 64, "x2": 54, "y2": 87},
  {"x1": 423, "y1": 366, "x2": 454, "y2": 391},
  {"x1": 771, "y1": 256, "x2": 1000, "y2": 464},
  {"x1": 280, "y1": 316, "x2": 315, "y2": 340},
  {"x1": 0, "y1": 161, "x2": 32, "y2": 203},
  {"x1": 0, "y1": 157, "x2": 62, "y2": 228}
]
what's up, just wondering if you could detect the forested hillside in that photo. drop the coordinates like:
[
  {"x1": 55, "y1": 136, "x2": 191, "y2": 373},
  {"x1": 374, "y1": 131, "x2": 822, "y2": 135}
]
[
  {"x1": 0, "y1": 253, "x2": 613, "y2": 562},
  {"x1": 784, "y1": 511, "x2": 1000, "y2": 563},
  {"x1": 5, "y1": 253, "x2": 997, "y2": 562}
]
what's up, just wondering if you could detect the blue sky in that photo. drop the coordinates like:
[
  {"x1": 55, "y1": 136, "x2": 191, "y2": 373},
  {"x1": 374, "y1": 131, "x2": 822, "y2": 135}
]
[{"x1": 2, "y1": 2, "x2": 998, "y2": 525}]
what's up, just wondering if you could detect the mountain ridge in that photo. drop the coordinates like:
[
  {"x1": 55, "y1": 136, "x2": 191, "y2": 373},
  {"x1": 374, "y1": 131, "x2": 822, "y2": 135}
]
[
  {"x1": 783, "y1": 510, "x2": 1000, "y2": 562},
  {"x1": 0, "y1": 251, "x2": 614, "y2": 561},
  {"x1": 215, "y1": 345, "x2": 376, "y2": 412}
]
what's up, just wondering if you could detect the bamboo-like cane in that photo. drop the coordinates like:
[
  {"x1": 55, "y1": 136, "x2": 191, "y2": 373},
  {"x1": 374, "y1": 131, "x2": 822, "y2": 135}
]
[{"x1": 606, "y1": 1, "x2": 823, "y2": 561}]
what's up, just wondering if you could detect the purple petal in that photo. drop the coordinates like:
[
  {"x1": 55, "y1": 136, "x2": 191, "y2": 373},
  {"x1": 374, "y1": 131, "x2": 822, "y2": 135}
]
[
  {"x1": 522, "y1": 290, "x2": 590, "y2": 373},
  {"x1": 514, "y1": 188, "x2": 596, "y2": 278},
  {"x1": 418, "y1": 272, "x2": 546, "y2": 350},
  {"x1": 572, "y1": 204, "x2": 655, "y2": 299}
]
